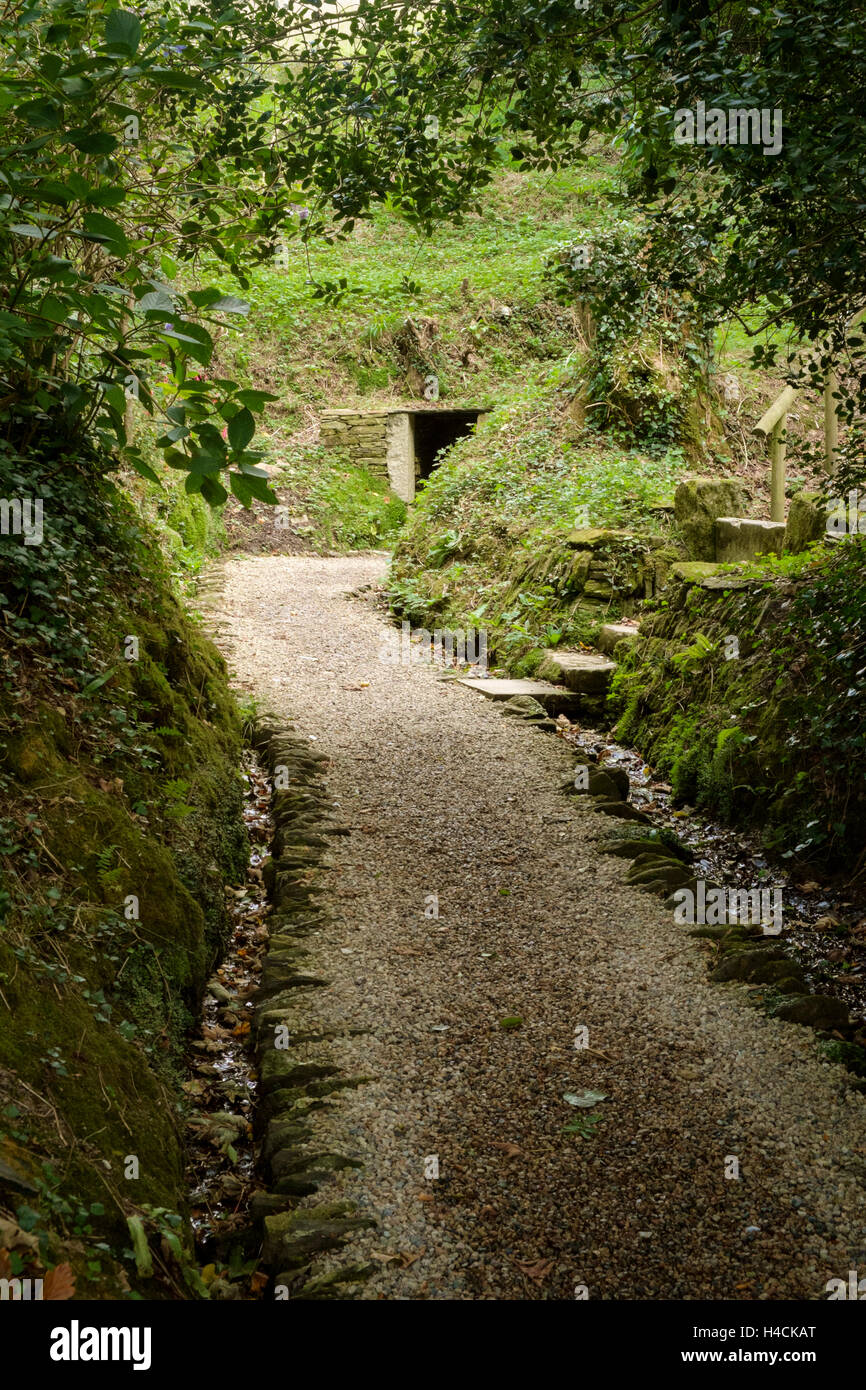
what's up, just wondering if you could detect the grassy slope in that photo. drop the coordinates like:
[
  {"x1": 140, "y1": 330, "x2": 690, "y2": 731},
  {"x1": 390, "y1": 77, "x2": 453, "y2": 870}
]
[{"x1": 177, "y1": 145, "x2": 820, "y2": 566}]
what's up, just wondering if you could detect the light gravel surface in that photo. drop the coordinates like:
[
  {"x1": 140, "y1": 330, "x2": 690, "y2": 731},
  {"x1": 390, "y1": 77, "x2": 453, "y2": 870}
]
[{"x1": 211, "y1": 553, "x2": 866, "y2": 1300}]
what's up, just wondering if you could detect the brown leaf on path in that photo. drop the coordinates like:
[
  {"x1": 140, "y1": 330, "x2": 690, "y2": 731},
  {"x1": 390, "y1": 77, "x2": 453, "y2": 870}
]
[
  {"x1": 43, "y1": 1263, "x2": 76, "y2": 1300},
  {"x1": 515, "y1": 1257, "x2": 554, "y2": 1284}
]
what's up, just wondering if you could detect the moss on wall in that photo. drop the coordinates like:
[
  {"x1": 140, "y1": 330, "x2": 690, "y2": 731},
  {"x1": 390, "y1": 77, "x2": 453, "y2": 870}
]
[{"x1": 609, "y1": 543, "x2": 866, "y2": 874}]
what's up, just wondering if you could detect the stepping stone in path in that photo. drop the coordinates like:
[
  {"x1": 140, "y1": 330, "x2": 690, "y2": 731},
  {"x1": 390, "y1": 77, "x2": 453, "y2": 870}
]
[
  {"x1": 536, "y1": 649, "x2": 616, "y2": 695},
  {"x1": 597, "y1": 623, "x2": 640, "y2": 656},
  {"x1": 455, "y1": 677, "x2": 581, "y2": 719}
]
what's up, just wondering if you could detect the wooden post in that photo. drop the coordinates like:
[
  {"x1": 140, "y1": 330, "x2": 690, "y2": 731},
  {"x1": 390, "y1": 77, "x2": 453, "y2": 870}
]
[
  {"x1": 770, "y1": 417, "x2": 786, "y2": 523},
  {"x1": 824, "y1": 367, "x2": 838, "y2": 471}
]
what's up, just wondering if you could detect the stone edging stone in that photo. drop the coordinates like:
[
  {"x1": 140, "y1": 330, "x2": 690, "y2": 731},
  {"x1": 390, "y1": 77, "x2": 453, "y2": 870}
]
[{"x1": 248, "y1": 719, "x2": 377, "y2": 1300}]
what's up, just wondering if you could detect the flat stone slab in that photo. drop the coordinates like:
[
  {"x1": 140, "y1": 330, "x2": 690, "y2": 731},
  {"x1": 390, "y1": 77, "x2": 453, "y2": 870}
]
[
  {"x1": 714, "y1": 516, "x2": 785, "y2": 564},
  {"x1": 597, "y1": 623, "x2": 640, "y2": 656},
  {"x1": 456, "y1": 678, "x2": 580, "y2": 718},
  {"x1": 564, "y1": 527, "x2": 636, "y2": 550},
  {"x1": 536, "y1": 650, "x2": 616, "y2": 694}
]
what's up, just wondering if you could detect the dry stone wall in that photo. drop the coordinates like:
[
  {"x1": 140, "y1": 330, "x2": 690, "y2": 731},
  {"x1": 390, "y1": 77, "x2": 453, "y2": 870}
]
[{"x1": 319, "y1": 410, "x2": 392, "y2": 478}]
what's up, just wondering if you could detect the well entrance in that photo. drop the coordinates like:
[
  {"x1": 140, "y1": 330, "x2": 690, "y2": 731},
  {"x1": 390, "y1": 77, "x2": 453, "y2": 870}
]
[
  {"x1": 412, "y1": 410, "x2": 484, "y2": 483},
  {"x1": 319, "y1": 405, "x2": 488, "y2": 503}
]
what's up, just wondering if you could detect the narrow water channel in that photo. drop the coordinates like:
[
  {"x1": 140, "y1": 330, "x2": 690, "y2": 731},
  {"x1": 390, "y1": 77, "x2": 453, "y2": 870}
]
[
  {"x1": 184, "y1": 752, "x2": 273, "y2": 1296},
  {"x1": 564, "y1": 721, "x2": 866, "y2": 1035}
]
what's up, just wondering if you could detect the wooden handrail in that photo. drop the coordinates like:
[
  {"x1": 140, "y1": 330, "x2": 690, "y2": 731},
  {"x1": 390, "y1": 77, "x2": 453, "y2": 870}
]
[
  {"x1": 754, "y1": 385, "x2": 797, "y2": 440},
  {"x1": 751, "y1": 310, "x2": 865, "y2": 523}
]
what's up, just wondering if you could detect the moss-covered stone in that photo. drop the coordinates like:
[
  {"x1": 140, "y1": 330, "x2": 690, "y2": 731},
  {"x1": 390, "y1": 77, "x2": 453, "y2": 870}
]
[
  {"x1": 771, "y1": 994, "x2": 850, "y2": 1029},
  {"x1": 674, "y1": 477, "x2": 747, "y2": 560}
]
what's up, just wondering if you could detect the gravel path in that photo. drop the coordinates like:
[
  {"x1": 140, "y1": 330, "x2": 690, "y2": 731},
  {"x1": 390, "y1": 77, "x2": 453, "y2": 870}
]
[{"x1": 212, "y1": 553, "x2": 866, "y2": 1300}]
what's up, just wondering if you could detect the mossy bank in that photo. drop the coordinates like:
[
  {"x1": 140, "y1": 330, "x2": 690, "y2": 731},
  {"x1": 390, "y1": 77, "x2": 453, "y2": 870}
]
[
  {"x1": 0, "y1": 439, "x2": 247, "y2": 1298},
  {"x1": 609, "y1": 542, "x2": 866, "y2": 876}
]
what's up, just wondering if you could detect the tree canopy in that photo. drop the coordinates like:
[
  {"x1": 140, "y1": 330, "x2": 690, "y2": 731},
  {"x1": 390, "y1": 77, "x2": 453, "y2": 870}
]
[{"x1": 2, "y1": 0, "x2": 863, "y2": 498}]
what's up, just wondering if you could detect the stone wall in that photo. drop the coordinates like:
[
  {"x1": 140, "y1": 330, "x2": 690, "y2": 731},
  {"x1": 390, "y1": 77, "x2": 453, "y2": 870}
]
[{"x1": 320, "y1": 410, "x2": 394, "y2": 481}]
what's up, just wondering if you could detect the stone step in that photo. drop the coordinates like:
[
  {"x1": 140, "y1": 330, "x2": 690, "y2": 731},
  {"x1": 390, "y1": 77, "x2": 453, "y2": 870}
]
[
  {"x1": 597, "y1": 623, "x2": 640, "y2": 656},
  {"x1": 455, "y1": 677, "x2": 581, "y2": 719},
  {"x1": 536, "y1": 649, "x2": 616, "y2": 695}
]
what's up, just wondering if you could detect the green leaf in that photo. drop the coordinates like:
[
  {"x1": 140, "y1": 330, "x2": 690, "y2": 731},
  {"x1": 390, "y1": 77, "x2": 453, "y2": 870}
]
[
  {"x1": 34, "y1": 180, "x2": 76, "y2": 206},
  {"x1": 227, "y1": 408, "x2": 255, "y2": 452},
  {"x1": 126, "y1": 1216, "x2": 153, "y2": 1278},
  {"x1": 79, "y1": 665, "x2": 119, "y2": 696},
  {"x1": 105, "y1": 10, "x2": 142, "y2": 53},
  {"x1": 136, "y1": 289, "x2": 174, "y2": 313},
  {"x1": 67, "y1": 129, "x2": 118, "y2": 155},
  {"x1": 230, "y1": 471, "x2": 275, "y2": 507},
  {"x1": 235, "y1": 389, "x2": 279, "y2": 409},
  {"x1": 15, "y1": 99, "x2": 62, "y2": 129},
  {"x1": 146, "y1": 69, "x2": 200, "y2": 91},
  {"x1": 59, "y1": 76, "x2": 93, "y2": 98},
  {"x1": 209, "y1": 295, "x2": 249, "y2": 316},
  {"x1": 87, "y1": 185, "x2": 127, "y2": 209},
  {"x1": 124, "y1": 449, "x2": 161, "y2": 484},
  {"x1": 82, "y1": 211, "x2": 128, "y2": 254},
  {"x1": 199, "y1": 474, "x2": 228, "y2": 506}
]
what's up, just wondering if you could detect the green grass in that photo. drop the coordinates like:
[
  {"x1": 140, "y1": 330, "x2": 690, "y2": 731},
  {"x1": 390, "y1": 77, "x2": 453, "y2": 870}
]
[{"x1": 276, "y1": 445, "x2": 406, "y2": 549}]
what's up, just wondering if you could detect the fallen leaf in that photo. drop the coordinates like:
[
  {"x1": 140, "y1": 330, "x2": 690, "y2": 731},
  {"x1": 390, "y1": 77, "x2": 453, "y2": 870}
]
[
  {"x1": 515, "y1": 1257, "x2": 554, "y2": 1284},
  {"x1": 563, "y1": 1090, "x2": 608, "y2": 1108},
  {"x1": 43, "y1": 1263, "x2": 76, "y2": 1301}
]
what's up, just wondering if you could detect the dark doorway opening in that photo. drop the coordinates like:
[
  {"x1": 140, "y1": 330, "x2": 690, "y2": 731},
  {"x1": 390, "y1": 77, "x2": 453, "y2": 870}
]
[{"x1": 413, "y1": 410, "x2": 483, "y2": 482}]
